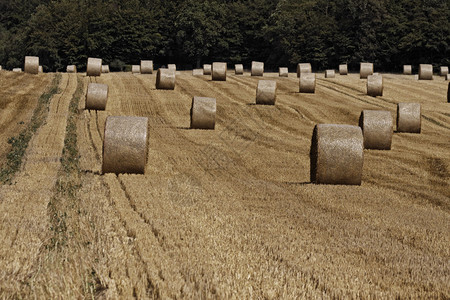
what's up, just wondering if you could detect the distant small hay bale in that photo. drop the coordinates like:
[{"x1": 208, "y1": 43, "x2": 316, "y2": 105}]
[
  {"x1": 190, "y1": 96, "x2": 216, "y2": 129},
  {"x1": 310, "y1": 124, "x2": 364, "y2": 185},
  {"x1": 102, "y1": 116, "x2": 148, "y2": 174},
  {"x1": 192, "y1": 69, "x2": 204, "y2": 76},
  {"x1": 13, "y1": 68, "x2": 22, "y2": 72},
  {"x1": 212, "y1": 62, "x2": 227, "y2": 81},
  {"x1": 367, "y1": 74, "x2": 383, "y2": 97},
  {"x1": 203, "y1": 64, "x2": 212, "y2": 75},
  {"x1": 0, "y1": 66, "x2": 2, "y2": 71},
  {"x1": 414, "y1": 75, "x2": 419, "y2": 80},
  {"x1": 418, "y1": 64, "x2": 433, "y2": 80},
  {"x1": 140, "y1": 60, "x2": 153, "y2": 74},
  {"x1": 403, "y1": 65, "x2": 412, "y2": 75},
  {"x1": 299, "y1": 73, "x2": 316, "y2": 93},
  {"x1": 132, "y1": 65, "x2": 140, "y2": 73},
  {"x1": 297, "y1": 63, "x2": 312, "y2": 77},
  {"x1": 86, "y1": 57, "x2": 102, "y2": 76},
  {"x1": 38, "y1": 66, "x2": 43, "y2": 73},
  {"x1": 251, "y1": 61, "x2": 264, "y2": 76},
  {"x1": 24, "y1": 56, "x2": 39, "y2": 74},
  {"x1": 101, "y1": 65, "x2": 110, "y2": 73},
  {"x1": 359, "y1": 110, "x2": 393, "y2": 150},
  {"x1": 440, "y1": 66, "x2": 449, "y2": 76},
  {"x1": 86, "y1": 83, "x2": 109, "y2": 110},
  {"x1": 360, "y1": 62, "x2": 373, "y2": 79},
  {"x1": 67, "y1": 65, "x2": 77, "y2": 73},
  {"x1": 279, "y1": 67, "x2": 288, "y2": 77},
  {"x1": 339, "y1": 64, "x2": 348, "y2": 75},
  {"x1": 396, "y1": 103, "x2": 421, "y2": 133},
  {"x1": 325, "y1": 70, "x2": 335, "y2": 78},
  {"x1": 447, "y1": 82, "x2": 449, "y2": 102},
  {"x1": 235, "y1": 64, "x2": 244, "y2": 75},
  {"x1": 168, "y1": 64, "x2": 176, "y2": 71},
  {"x1": 256, "y1": 80, "x2": 277, "y2": 105},
  {"x1": 156, "y1": 68, "x2": 176, "y2": 90},
  {"x1": 446, "y1": 74, "x2": 450, "y2": 81}
]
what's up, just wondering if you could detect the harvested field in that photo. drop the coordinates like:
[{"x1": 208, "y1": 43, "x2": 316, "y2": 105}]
[{"x1": 0, "y1": 71, "x2": 449, "y2": 298}]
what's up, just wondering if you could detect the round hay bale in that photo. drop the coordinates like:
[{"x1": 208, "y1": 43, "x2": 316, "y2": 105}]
[
  {"x1": 190, "y1": 96, "x2": 216, "y2": 129},
  {"x1": 414, "y1": 75, "x2": 419, "y2": 80},
  {"x1": 359, "y1": 110, "x2": 393, "y2": 150},
  {"x1": 203, "y1": 64, "x2": 212, "y2": 75},
  {"x1": 440, "y1": 66, "x2": 449, "y2": 76},
  {"x1": 299, "y1": 73, "x2": 316, "y2": 93},
  {"x1": 235, "y1": 64, "x2": 244, "y2": 75},
  {"x1": 297, "y1": 63, "x2": 312, "y2": 77},
  {"x1": 256, "y1": 80, "x2": 277, "y2": 105},
  {"x1": 86, "y1": 83, "x2": 108, "y2": 110},
  {"x1": 448, "y1": 82, "x2": 450, "y2": 102},
  {"x1": 38, "y1": 66, "x2": 43, "y2": 73},
  {"x1": 403, "y1": 65, "x2": 412, "y2": 75},
  {"x1": 325, "y1": 70, "x2": 335, "y2": 78},
  {"x1": 24, "y1": 56, "x2": 39, "y2": 74},
  {"x1": 13, "y1": 68, "x2": 22, "y2": 72},
  {"x1": 367, "y1": 74, "x2": 383, "y2": 97},
  {"x1": 251, "y1": 61, "x2": 264, "y2": 76},
  {"x1": 168, "y1": 64, "x2": 176, "y2": 71},
  {"x1": 132, "y1": 65, "x2": 140, "y2": 73},
  {"x1": 396, "y1": 103, "x2": 421, "y2": 133},
  {"x1": 446, "y1": 74, "x2": 450, "y2": 81},
  {"x1": 67, "y1": 65, "x2": 77, "y2": 73},
  {"x1": 101, "y1": 65, "x2": 110, "y2": 73},
  {"x1": 156, "y1": 68, "x2": 176, "y2": 90},
  {"x1": 0, "y1": 66, "x2": 2, "y2": 71},
  {"x1": 418, "y1": 64, "x2": 433, "y2": 80},
  {"x1": 192, "y1": 69, "x2": 204, "y2": 76},
  {"x1": 360, "y1": 62, "x2": 373, "y2": 79},
  {"x1": 279, "y1": 67, "x2": 288, "y2": 77},
  {"x1": 140, "y1": 60, "x2": 153, "y2": 74},
  {"x1": 310, "y1": 124, "x2": 364, "y2": 185},
  {"x1": 102, "y1": 116, "x2": 148, "y2": 174},
  {"x1": 339, "y1": 64, "x2": 348, "y2": 75},
  {"x1": 87, "y1": 57, "x2": 102, "y2": 76},
  {"x1": 212, "y1": 62, "x2": 227, "y2": 81}
]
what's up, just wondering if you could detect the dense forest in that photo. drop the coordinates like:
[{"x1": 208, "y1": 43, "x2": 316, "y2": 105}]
[{"x1": 0, "y1": 0, "x2": 449, "y2": 72}]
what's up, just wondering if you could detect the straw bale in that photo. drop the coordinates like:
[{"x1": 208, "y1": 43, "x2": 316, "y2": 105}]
[
  {"x1": 299, "y1": 73, "x2": 316, "y2": 93},
  {"x1": 446, "y1": 74, "x2": 450, "y2": 81},
  {"x1": 256, "y1": 80, "x2": 277, "y2": 105},
  {"x1": 360, "y1": 62, "x2": 373, "y2": 79},
  {"x1": 396, "y1": 103, "x2": 421, "y2": 133},
  {"x1": 297, "y1": 63, "x2": 312, "y2": 77},
  {"x1": 251, "y1": 61, "x2": 264, "y2": 76},
  {"x1": 0, "y1": 66, "x2": 2, "y2": 71},
  {"x1": 212, "y1": 62, "x2": 227, "y2": 81},
  {"x1": 132, "y1": 65, "x2": 140, "y2": 73},
  {"x1": 440, "y1": 66, "x2": 449, "y2": 76},
  {"x1": 359, "y1": 110, "x2": 392, "y2": 150},
  {"x1": 102, "y1": 116, "x2": 148, "y2": 174},
  {"x1": 190, "y1": 96, "x2": 216, "y2": 129},
  {"x1": 325, "y1": 70, "x2": 335, "y2": 78},
  {"x1": 140, "y1": 60, "x2": 153, "y2": 74},
  {"x1": 101, "y1": 65, "x2": 110, "y2": 73},
  {"x1": 367, "y1": 74, "x2": 383, "y2": 96},
  {"x1": 38, "y1": 66, "x2": 43, "y2": 73},
  {"x1": 310, "y1": 124, "x2": 364, "y2": 185},
  {"x1": 24, "y1": 56, "x2": 39, "y2": 74},
  {"x1": 13, "y1": 68, "x2": 22, "y2": 72},
  {"x1": 235, "y1": 64, "x2": 244, "y2": 75},
  {"x1": 403, "y1": 65, "x2": 412, "y2": 75},
  {"x1": 339, "y1": 64, "x2": 348, "y2": 75},
  {"x1": 203, "y1": 64, "x2": 212, "y2": 75},
  {"x1": 67, "y1": 65, "x2": 77, "y2": 73},
  {"x1": 448, "y1": 82, "x2": 450, "y2": 102},
  {"x1": 86, "y1": 83, "x2": 108, "y2": 110},
  {"x1": 87, "y1": 57, "x2": 102, "y2": 76},
  {"x1": 418, "y1": 64, "x2": 433, "y2": 80},
  {"x1": 279, "y1": 67, "x2": 288, "y2": 77},
  {"x1": 156, "y1": 68, "x2": 176, "y2": 90},
  {"x1": 168, "y1": 64, "x2": 176, "y2": 71},
  {"x1": 192, "y1": 69, "x2": 204, "y2": 76}
]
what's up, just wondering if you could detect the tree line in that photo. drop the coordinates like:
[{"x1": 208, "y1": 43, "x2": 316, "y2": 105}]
[{"x1": 0, "y1": 0, "x2": 448, "y2": 72}]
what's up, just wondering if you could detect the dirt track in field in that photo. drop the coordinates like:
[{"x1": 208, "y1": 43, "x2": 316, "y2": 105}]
[{"x1": 0, "y1": 70, "x2": 449, "y2": 298}]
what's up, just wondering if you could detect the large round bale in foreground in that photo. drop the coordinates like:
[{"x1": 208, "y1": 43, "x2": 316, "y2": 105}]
[
  {"x1": 396, "y1": 103, "x2": 421, "y2": 133},
  {"x1": 132, "y1": 65, "x2": 140, "y2": 73},
  {"x1": 310, "y1": 124, "x2": 364, "y2": 185},
  {"x1": 235, "y1": 64, "x2": 244, "y2": 75},
  {"x1": 102, "y1": 65, "x2": 110, "y2": 73},
  {"x1": 325, "y1": 70, "x2": 335, "y2": 78},
  {"x1": 190, "y1": 96, "x2": 216, "y2": 129},
  {"x1": 339, "y1": 64, "x2": 348, "y2": 75},
  {"x1": 440, "y1": 66, "x2": 449, "y2": 76},
  {"x1": 418, "y1": 64, "x2": 433, "y2": 80},
  {"x1": 67, "y1": 65, "x2": 77, "y2": 73},
  {"x1": 297, "y1": 63, "x2": 312, "y2": 77},
  {"x1": 360, "y1": 62, "x2": 373, "y2": 79},
  {"x1": 102, "y1": 116, "x2": 148, "y2": 174},
  {"x1": 359, "y1": 110, "x2": 393, "y2": 150},
  {"x1": 403, "y1": 65, "x2": 412, "y2": 75},
  {"x1": 367, "y1": 74, "x2": 383, "y2": 96},
  {"x1": 299, "y1": 73, "x2": 316, "y2": 93},
  {"x1": 251, "y1": 61, "x2": 264, "y2": 76},
  {"x1": 279, "y1": 67, "x2": 288, "y2": 77},
  {"x1": 24, "y1": 56, "x2": 39, "y2": 74},
  {"x1": 203, "y1": 64, "x2": 212, "y2": 75},
  {"x1": 86, "y1": 83, "x2": 108, "y2": 110},
  {"x1": 156, "y1": 68, "x2": 176, "y2": 90},
  {"x1": 256, "y1": 80, "x2": 277, "y2": 105},
  {"x1": 212, "y1": 62, "x2": 227, "y2": 81},
  {"x1": 140, "y1": 60, "x2": 153, "y2": 74},
  {"x1": 87, "y1": 57, "x2": 102, "y2": 76}
]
